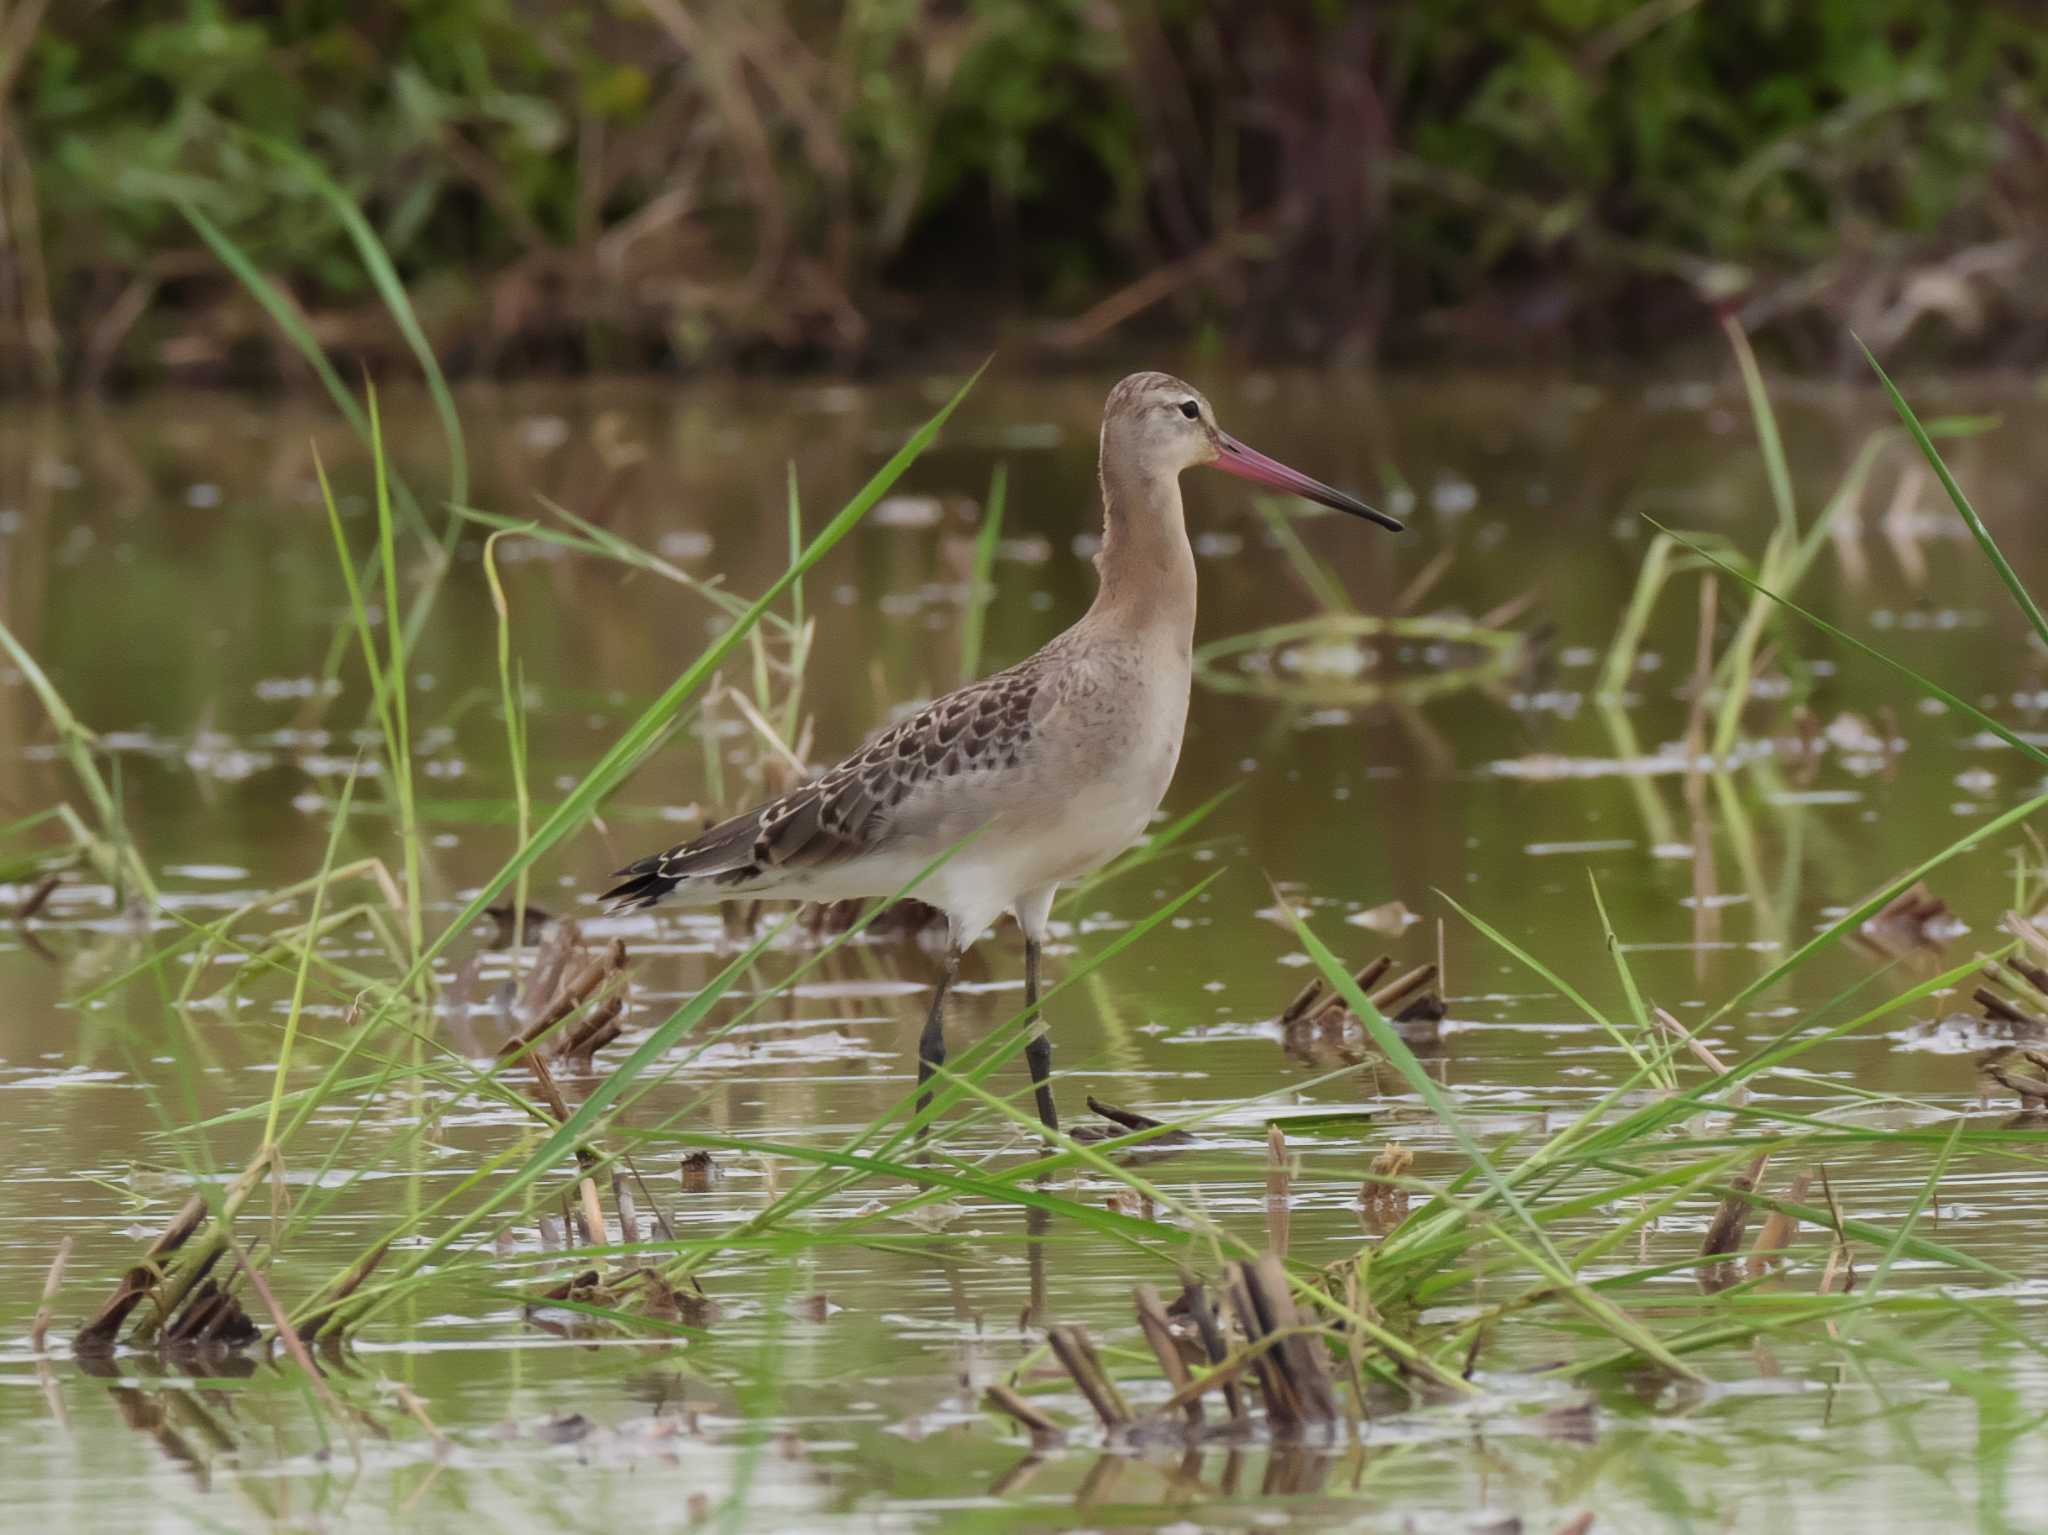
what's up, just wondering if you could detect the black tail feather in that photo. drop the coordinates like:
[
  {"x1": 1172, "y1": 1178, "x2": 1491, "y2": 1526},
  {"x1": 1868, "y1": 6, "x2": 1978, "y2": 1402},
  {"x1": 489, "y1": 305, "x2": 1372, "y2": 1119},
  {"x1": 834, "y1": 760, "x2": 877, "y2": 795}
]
[
  {"x1": 601, "y1": 854, "x2": 679, "y2": 913},
  {"x1": 601, "y1": 803, "x2": 770, "y2": 914}
]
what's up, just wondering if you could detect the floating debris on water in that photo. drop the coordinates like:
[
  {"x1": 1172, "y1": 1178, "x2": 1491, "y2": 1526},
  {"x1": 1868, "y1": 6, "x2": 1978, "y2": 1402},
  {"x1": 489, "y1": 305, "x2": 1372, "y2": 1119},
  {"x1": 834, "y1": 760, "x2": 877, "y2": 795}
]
[{"x1": 1346, "y1": 899, "x2": 1420, "y2": 935}]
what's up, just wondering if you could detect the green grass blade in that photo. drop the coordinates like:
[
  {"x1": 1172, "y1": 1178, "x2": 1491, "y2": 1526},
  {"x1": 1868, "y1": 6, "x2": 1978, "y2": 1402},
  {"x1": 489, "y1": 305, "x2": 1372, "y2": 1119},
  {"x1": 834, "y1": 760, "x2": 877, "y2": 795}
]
[
  {"x1": 1588, "y1": 872, "x2": 1664, "y2": 1086},
  {"x1": 482, "y1": 529, "x2": 533, "y2": 949},
  {"x1": 262, "y1": 763, "x2": 358, "y2": 1148},
  {"x1": 174, "y1": 199, "x2": 367, "y2": 440},
  {"x1": 1723, "y1": 312, "x2": 1796, "y2": 541},
  {"x1": 1436, "y1": 890, "x2": 1647, "y2": 1072},
  {"x1": 1286, "y1": 905, "x2": 1702, "y2": 1379},
  {"x1": 1652, "y1": 522, "x2": 2048, "y2": 771},
  {"x1": 1703, "y1": 785, "x2": 2048, "y2": 1027},
  {"x1": 1861, "y1": 337, "x2": 2048, "y2": 653},
  {"x1": 1867, "y1": 1117, "x2": 1966, "y2": 1297},
  {"x1": 368, "y1": 387, "x2": 424, "y2": 962}
]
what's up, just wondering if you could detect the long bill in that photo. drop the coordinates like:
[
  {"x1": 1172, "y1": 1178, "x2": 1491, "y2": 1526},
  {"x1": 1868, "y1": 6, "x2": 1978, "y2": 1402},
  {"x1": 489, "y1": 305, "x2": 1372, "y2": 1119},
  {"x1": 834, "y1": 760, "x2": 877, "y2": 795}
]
[{"x1": 1208, "y1": 431, "x2": 1403, "y2": 532}]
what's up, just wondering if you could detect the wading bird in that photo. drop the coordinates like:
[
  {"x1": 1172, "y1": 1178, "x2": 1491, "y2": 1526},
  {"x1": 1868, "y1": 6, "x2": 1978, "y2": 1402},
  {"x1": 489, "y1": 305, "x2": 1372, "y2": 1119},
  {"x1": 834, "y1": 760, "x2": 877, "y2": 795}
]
[{"x1": 605, "y1": 372, "x2": 1400, "y2": 1133}]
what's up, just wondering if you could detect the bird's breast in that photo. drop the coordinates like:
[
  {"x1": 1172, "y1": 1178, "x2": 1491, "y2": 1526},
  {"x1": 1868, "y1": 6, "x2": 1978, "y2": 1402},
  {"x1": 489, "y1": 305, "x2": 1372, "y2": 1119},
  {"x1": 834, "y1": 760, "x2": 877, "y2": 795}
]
[{"x1": 1011, "y1": 643, "x2": 1190, "y2": 876}]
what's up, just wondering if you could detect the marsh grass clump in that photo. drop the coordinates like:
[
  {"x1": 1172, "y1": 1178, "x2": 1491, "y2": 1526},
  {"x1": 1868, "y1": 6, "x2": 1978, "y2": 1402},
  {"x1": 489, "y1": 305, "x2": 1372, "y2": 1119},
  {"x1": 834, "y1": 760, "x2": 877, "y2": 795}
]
[
  {"x1": 949, "y1": 324, "x2": 2048, "y2": 1441},
  {"x1": 992, "y1": 1260, "x2": 1342, "y2": 1442},
  {"x1": 1278, "y1": 949, "x2": 1447, "y2": 1071}
]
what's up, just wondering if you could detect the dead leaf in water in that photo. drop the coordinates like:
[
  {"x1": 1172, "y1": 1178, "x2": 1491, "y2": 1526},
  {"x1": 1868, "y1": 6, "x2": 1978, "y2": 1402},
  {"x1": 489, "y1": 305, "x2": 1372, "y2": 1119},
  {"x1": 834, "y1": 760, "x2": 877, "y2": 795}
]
[{"x1": 1346, "y1": 899, "x2": 1419, "y2": 936}]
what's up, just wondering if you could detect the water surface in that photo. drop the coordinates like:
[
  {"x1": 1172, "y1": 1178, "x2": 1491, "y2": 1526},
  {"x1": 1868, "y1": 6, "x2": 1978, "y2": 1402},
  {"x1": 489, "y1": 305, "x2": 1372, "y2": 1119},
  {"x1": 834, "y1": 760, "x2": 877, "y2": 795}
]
[{"x1": 3, "y1": 367, "x2": 2047, "y2": 1532}]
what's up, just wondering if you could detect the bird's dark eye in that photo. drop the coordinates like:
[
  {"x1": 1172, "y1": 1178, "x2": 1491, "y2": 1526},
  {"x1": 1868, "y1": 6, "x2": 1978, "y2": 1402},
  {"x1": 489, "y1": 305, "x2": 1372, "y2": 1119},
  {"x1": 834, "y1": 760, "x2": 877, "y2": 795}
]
[{"x1": 1177, "y1": 400, "x2": 1200, "y2": 420}]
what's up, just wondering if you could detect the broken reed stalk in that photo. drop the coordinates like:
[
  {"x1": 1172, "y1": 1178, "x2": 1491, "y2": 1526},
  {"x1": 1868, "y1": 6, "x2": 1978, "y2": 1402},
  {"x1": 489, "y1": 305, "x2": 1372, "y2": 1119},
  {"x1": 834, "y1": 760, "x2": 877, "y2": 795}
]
[
  {"x1": 562, "y1": 987, "x2": 628, "y2": 1060},
  {"x1": 1224, "y1": 1263, "x2": 1295, "y2": 1425},
  {"x1": 1266, "y1": 1125, "x2": 1292, "y2": 1259},
  {"x1": 1702, "y1": 1153, "x2": 1771, "y2": 1259},
  {"x1": 1368, "y1": 963, "x2": 1437, "y2": 1016},
  {"x1": 224, "y1": 1232, "x2": 353, "y2": 1439},
  {"x1": 2010, "y1": 954, "x2": 2048, "y2": 996},
  {"x1": 1241, "y1": 1254, "x2": 1340, "y2": 1426},
  {"x1": 501, "y1": 937, "x2": 627, "y2": 1059},
  {"x1": 614, "y1": 1171, "x2": 641, "y2": 1245},
  {"x1": 1279, "y1": 954, "x2": 1395, "y2": 1029},
  {"x1": 1134, "y1": 1284, "x2": 1202, "y2": 1427},
  {"x1": 293, "y1": 1241, "x2": 390, "y2": 1345},
  {"x1": 998, "y1": 1268, "x2": 1357, "y2": 1440},
  {"x1": 1181, "y1": 1278, "x2": 1247, "y2": 1424},
  {"x1": 1047, "y1": 1324, "x2": 1131, "y2": 1430},
  {"x1": 626, "y1": 1156, "x2": 676, "y2": 1239},
  {"x1": 160, "y1": 1276, "x2": 257, "y2": 1349},
  {"x1": 87, "y1": 1139, "x2": 314, "y2": 1353},
  {"x1": 511, "y1": 1045, "x2": 609, "y2": 1254},
  {"x1": 75, "y1": 1188, "x2": 211, "y2": 1352},
  {"x1": 1153, "y1": 1342, "x2": 1262, "y2": 1421},
  {"x1": 30, "y1": 1237, "x2": 71, "y2": 1351},
  {"x1": 1747, "y1": 1170, "x2": 1812, "y2": 1277},
  {"x1": 1817, "y1": 1167, "x2": 1857, "y2": 1298},
  {"x1": 1653, "y1": 1006, "x2": 1732, "y2": 1076},
  {"x1": 1981, "y1": 1049, "x2": 2048, "y2": 1106},
  {"x1": 680, "y1": 1150, "x2": 718, "y2": 1194},
  {"x1": 393, "y1": 1382, "x2": 449, "y2": 1449},
  {"x1": 524, "y1": 919, "x2": 576, "y2": 1016},
  {"x1": 15, "y1": 870, "x2": 61, "y2": 925},
  {"x1": 1083, "y1": 1096, "x2": 1162, "y2": 1134},
  {"x1": 985, "y1": 1381, "x2": 1062, "y2": 1440},
  {"x1": 1975, "y1": 985, "x2": 2046, "y2": 1032}
]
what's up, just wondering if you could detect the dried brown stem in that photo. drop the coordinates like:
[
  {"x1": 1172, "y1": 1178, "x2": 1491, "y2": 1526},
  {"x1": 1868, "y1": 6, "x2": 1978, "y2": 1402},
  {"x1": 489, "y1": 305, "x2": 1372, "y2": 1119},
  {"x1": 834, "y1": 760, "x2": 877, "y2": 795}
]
[
  {"x1": 295, "y1": 1241, "x2": 389, "y2": 1345},
  {"x1": 503, "y1": 938, "x2": 623, "y2": 1057},
  {"x1": 30, "y1": 1235, "x2": 70, "y2": 1351},
  {"x1": 1047, "y1": 1324, "x2": 1130, "y2": 1430},
  {"x1": 1250, "y1": 1254, "x2": 1339, "y2": 1424},
  {"x1": 1702, "y1": 1153, "x2": 1771, "y2": 1259},
  {"x1": 1224, "y1": 1261, "x2": 1298, "y2": 1426},
  {"x1": 225, "y1": 1233, "x2": 353, "y2": 1447},
  {"x1": 75, "y1": 1191, "x2": 209, "y2": 1351},
  {"x1": 1747, "y1": 1170, "x2": 1812, "y2": 1277},
  {"x1": 1134, "y1": 1284, "x2": 1200, "y2": 1426},
  {"x1": 985, "y1": 1381, "x2": 1062, "y2": 1439},
  {"x1": 1180, "y1": 1279, "x2": 1245, "y2": 1424},
  {"x1": 1368, "y1": 963, "x2": 1437, "y2": 1015},
  {"x1": 1975, "y1": 986, "x2": 2046, "y2": 1032}
]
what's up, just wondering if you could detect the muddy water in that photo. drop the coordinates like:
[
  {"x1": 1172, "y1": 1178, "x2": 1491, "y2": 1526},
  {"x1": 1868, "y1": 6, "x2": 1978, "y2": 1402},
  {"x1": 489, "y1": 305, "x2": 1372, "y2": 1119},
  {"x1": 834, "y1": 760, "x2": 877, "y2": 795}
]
[{"x1": 2, "y1": 368, "x2": 2047, "y2": 1532}]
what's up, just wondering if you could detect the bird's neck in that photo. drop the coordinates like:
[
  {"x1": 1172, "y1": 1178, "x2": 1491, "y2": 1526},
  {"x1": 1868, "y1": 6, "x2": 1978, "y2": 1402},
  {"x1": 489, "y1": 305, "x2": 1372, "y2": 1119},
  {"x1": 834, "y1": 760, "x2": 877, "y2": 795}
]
[{"x1": 1085, "y1": 457, "x2": 1198, "y2": 646}]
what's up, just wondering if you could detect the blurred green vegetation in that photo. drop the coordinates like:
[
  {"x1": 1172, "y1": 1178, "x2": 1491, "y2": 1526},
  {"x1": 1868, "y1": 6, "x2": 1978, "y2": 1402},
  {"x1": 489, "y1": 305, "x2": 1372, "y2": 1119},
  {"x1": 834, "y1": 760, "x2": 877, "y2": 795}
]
[{"x1": 2, "y1": 0, "x2": 2045, "y2": 389}]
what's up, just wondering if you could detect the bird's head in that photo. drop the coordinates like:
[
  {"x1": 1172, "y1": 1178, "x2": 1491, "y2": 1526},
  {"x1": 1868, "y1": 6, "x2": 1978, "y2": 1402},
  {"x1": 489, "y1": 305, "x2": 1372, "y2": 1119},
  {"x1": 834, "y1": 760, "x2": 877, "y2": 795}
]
[{"x1": 1102, "y1": 370, "x2": 1402, "y2": 532}]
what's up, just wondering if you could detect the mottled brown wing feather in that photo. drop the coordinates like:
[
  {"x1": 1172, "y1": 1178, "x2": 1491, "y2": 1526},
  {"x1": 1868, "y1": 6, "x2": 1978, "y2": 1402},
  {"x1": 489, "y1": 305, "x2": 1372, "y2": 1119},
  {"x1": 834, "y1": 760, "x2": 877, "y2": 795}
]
[{"x1": 602, "y1": 658, "x2": 1044, "y2": 912}]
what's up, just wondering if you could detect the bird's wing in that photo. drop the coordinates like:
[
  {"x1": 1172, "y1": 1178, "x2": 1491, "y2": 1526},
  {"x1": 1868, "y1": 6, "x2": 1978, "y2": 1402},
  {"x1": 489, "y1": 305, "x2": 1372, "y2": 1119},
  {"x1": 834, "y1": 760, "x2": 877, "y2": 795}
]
[{"x1": 603, "y1": 660, "x2": 1044, "y2": 910}]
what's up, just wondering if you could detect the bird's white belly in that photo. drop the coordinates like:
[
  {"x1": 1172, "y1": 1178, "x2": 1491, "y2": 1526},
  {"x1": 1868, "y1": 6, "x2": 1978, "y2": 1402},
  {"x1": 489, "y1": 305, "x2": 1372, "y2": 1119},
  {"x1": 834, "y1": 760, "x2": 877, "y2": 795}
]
[
  {"x1": 916, "y1": 807, "x2": 1140, "y2": 950},
  {"x1": 726, "y1": 642, "x2": 1190, "y2": 951},
  {"x1": 915, "y1": 703, "x2": 1182, "y2": 946}
]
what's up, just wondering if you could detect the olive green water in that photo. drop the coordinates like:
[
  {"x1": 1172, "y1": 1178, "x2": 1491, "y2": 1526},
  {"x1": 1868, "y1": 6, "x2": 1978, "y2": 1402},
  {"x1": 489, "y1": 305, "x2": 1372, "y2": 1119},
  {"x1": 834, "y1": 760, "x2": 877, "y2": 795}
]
[{"x1": 3, "y1": 368, "x2": 2047, "y2": 1533}]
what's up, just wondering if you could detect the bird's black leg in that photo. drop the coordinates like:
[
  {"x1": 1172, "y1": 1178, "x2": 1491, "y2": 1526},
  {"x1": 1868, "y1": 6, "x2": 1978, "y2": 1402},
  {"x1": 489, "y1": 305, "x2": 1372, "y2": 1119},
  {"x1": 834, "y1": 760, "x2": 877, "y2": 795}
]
[
  {"x1": 915, "y1": 948, "x2": 962, "y2": 1127},
  {"x1": 1022, "y1": 936, "x2": 1059, "y2": 1134}
]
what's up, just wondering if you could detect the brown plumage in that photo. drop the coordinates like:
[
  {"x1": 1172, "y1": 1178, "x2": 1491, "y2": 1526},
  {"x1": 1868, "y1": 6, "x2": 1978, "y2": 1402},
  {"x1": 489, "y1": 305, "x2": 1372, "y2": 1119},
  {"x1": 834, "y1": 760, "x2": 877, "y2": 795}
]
[
  {"x1": 601, "y1": 371, "x2": 1397, "y2": 1134},
  {"x1": 604, "y1": 655, "x2": 1047, "y2": 911}
]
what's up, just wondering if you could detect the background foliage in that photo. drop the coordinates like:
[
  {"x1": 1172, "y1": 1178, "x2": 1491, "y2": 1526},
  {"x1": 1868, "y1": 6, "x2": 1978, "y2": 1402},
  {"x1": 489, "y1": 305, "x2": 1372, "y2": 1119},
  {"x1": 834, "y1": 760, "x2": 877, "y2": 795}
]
[{"x1": 2, "y1": 0, "x2": 2046, "y2": 388}]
